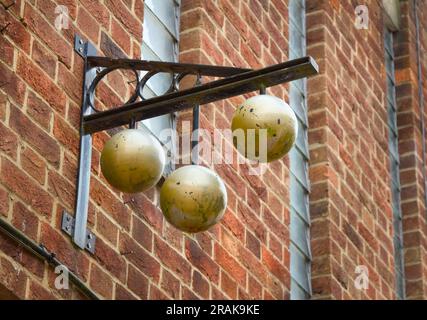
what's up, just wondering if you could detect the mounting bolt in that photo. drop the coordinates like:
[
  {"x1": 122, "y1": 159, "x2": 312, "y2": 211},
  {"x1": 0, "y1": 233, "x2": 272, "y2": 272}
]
[{"x1": 87, "y1": 234, "x2": 93, "y2": 240}]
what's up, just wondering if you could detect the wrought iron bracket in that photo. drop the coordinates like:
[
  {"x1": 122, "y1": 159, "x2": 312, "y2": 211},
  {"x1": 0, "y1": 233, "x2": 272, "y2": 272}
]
[
  {"x1": 61, "y1": 210, "x2": 96, "y2": 254},
  {"x1": 68, "y1": 34, "x2": 319, "y2": 252}
]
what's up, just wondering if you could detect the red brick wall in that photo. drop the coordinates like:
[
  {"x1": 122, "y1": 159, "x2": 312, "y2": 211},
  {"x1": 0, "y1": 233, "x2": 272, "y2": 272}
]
[
  {"x1": 0, "y1": 0, "x2": 292, "y2": 300},
  {"x1": 0, "y1": 0, "x2": 427, "y2": 300},
  {"x1": 306, "y1": 0, "x2": 427, "y2": 299},
  {"x1": 394, "y1": 0, "x2": 427, "y2": 299},
  {"x1": 306, "y1": 0, "x2": 397, "y2": 299},
  {"x1": 179, "y1": 0, "x2": 293, "y2": 300}
]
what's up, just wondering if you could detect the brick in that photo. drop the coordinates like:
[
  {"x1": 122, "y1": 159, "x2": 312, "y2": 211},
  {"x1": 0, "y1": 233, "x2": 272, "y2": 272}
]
[
  {"x1": 91, "y1": 177, "x2": 131, "y2": 230},
  {"x1": 201, "y1": 33, "x2": 224, "y2": 66},
  {"x1": 115, "y1": 284, "x2": 137, "y2": 300},
  {"x1": 27, "y1": 91, "x2": 52, "y2": 130},
  {"x1": 214, "y1": 243, "x2": 246, "y2": 285},
  {"x1": 0, "y1": 36, "x2": 14, "y2": 66},
  {"x1": 47, "y1": 171, "x2": 75, "y2": 210},
  {"x1": 241, "y1": 5, "x2": 269, "y2": 46},
  {"x1": 192, "y1": 270, "x2": 209, "y2": 299},
  {"x1": 182, "y1": 286, "x2": 200, "y2": 300},
  {"x1": 119, "y1": 232, "x2": 161, "y2": 282},
  {"x1": 12, "y1": 201, "x2": 39, "y2": 241},
  {"x1": 1, "y1": 157, "x2": 53, "y2": 217},
  {"x1": 134, "y1": 0, "x2": 144, "y2": 21},
  {"x1": 0, "y1": 257, "x2": 28, "y2": 299},
  {"x1": 96, "y1": 212, "x2": 118, "y2": 246},
  {"x1": 77, "y1": 6, "x2": 99, "y2": 43},
  {"x1": 161, "y1": 269, "x2": 180, "y2": 299},
  {"x1": 195, "y1": 232, "x2": 213, "y2": 257},
  {"x1": 90, "y1": 264, "x2": 113, "y2": 299},
  {"x1": 32, "y1": 41, "x2": 56, "y2": 79},
  {"x1": 28, "y1": 280, "x2": 56, "y2": 300},
  {"x1": 262, "y1": 248, "x2": 289, "y2": 285},
  {"x1": 221, "y1": 210, "x2": 244, "y2": 241},
  {"x1": 37, "y1": 0, "x2": 78, "y2": 21},
  {"x1": 0, "y1": 187, "x2": 9, "y2": 216},
  {"x1": 23, "y1": 4, "x2": 72, "y2": 67},
  {"x1": 94, "y1": 238, "x2": 127, "y2": 282},
  {"x1": 0, "y1": 121, "x2": 18, "y2": 159},
  {"x1": 0, "y1": 62, "x2": 26, "y2": 105},
  {"x1": 123, "y1": 193, "x2": 163, "y2": 232},
  {"x1": 0, "y1": 93, "x2": 6, "y2": 121},
  {"x1": 80, "y1": 0, "x2": 109, "y2": 29},
  {"x1": 185, "y1": 238, "x2": 219, "y2": 283},
  {"x1": 132, "y1": 216, "x2": 153, "y2": 251},
  {"x1": 105, "y1": 0, "x2": 142, "y2": 40},
  {"x1": 17, "y1": 54, "x2": 66, "y2": 114},
  {"x1": 0, "y1": 230, "x2": 45, "y2": 279},
  {"x1": 211, "y1": 285, "x2": 227, "y2": 300},
  {"x1": 239, "y1": 245, "x2": 268, "y2": 284},
  {"x1": 246, "y1": 230, "x2": 261, "y2": 258},
  {"x1": 0, "y1": 8, "x2": 31, "y2": 53},
  {"x1": 149, "y1": 284, "x2": 169, "y2": 300},
  {"x1": 237, "y1": 202, "x2": 266, "y2": 243},
  {"x1": 154, "y1": 236, "x2": 191, "y2": 284},
  {"x1": 40, "y1": 222, "x2": 90, "y2": 280},
  {"x1": 111, "y1": 18, "x2": 131, "y2": 54},
  {"x1": 58, "y1": 63, "x2": 82, "y2": 105},
  {"x1": 248, "y1": 276, "x2": 262, "y2": 299},
  {"x1": 21, "y1": 146, "x2": 46, "y2": 185},
  {"x1": 221, "y1": 270, "x2": 237, "y2": 299},
  {"x1": 127, "y1": 264, "x2": 148, "y2": 299},
  {"x1": 53, "y1": 115, "x2": 79, "y2": 156},
  {"x1": 100, "y1": 31, "x2": 127, "y2": 60},
  {"x1": 219, "y1": 0, "x2": 248, "y2": 39}
]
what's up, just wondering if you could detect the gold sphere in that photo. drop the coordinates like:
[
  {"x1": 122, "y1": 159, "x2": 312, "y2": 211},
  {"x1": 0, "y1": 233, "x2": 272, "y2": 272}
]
[
  {"x1": 231, "y1": 94, "x2": 298, "y2": 162},
  {"x1": 160, "y1": 165, "x2": 227, "y2": 233},
  {"x1": 100, "y1": 129, "x2": 165, "y2": 193}
]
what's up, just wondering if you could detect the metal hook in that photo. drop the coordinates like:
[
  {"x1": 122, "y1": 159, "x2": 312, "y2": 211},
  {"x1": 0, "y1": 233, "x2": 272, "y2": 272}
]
[
  {"x1": 259, "y1": 83, "x2": 266, "y2": 94},
  {"x1": 129, "y1": 117, "x2": 136, "y2": 129}
]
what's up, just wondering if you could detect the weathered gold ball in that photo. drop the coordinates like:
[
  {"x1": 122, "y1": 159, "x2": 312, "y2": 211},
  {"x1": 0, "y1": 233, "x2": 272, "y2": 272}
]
[
  {"x1": 160, "y1": 165, "x2": 227, "y2": 233},
  {"x1": 100, "y1": 129, "x2": 165, "y2": 193},
  {"x1": 231, "y1": 94, "x2": 298, "y2": 162}
]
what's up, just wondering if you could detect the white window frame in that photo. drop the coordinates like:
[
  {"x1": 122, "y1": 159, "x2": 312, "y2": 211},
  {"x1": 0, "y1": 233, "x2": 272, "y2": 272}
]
[{"x1": 141, "y1": 0, "x2": 181, "y2": 175}]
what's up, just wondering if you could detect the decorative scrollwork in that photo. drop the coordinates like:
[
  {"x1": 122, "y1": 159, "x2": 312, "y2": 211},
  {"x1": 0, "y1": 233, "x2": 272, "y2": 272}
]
[{"x1": 86, "y1": 65, "x2": 202, "y2": 116}]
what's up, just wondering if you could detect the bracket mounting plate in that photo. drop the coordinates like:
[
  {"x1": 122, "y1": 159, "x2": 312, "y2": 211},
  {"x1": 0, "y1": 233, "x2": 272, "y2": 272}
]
[
  {"x1": 74, "y1": 34, "x2": 97, "y2": 58},
  {"x1": 61, "y1": 210, "x2": 96, "y2": 254}
]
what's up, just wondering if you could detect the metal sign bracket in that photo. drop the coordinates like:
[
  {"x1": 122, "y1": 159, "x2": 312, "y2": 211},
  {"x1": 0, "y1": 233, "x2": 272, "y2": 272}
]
[{"x1": 66, "y1": 34, "x2": 319, "y2": 254}]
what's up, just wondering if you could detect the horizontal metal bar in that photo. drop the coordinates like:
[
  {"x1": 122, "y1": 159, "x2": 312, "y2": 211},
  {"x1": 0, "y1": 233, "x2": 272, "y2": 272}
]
[
  {"x1": 87, "y1": 56, "x2": 251, "y2": 77},
  {"x1": 83, "y1": 56, "x2": 319, "y2": 134}
]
